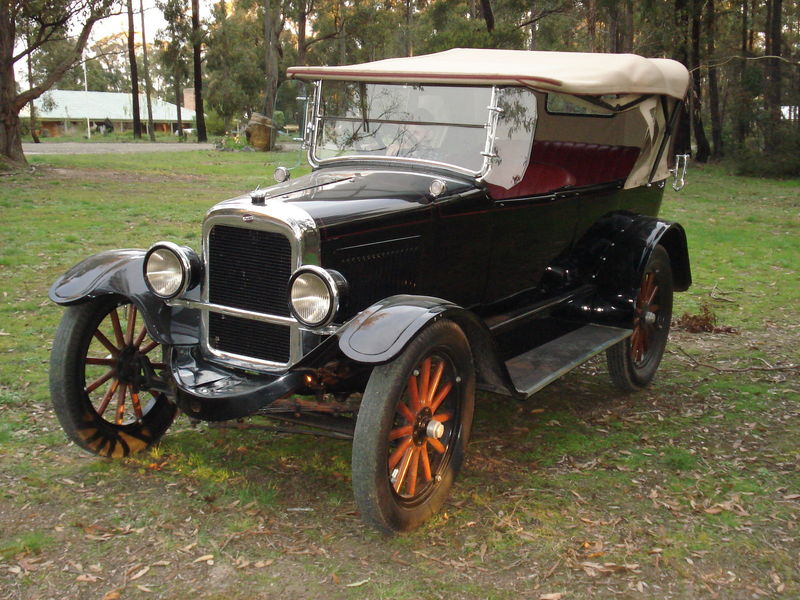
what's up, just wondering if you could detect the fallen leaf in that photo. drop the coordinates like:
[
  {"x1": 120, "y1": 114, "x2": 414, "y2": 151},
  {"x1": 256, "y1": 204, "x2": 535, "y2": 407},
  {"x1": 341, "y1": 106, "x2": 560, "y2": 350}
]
[
  {"x1": 136, "y1": 584, "x2": 153, "y2": 593},
  {"x1": 346, "y1": 578, "x2": 370, "y2": 588},
  {"x1": 539, "y1": 594, "x2": 564, "y2": 600},
  {"x1": 76, "y1": 574, "x2": 100, "y2": 582},
  {"x1": 129, "y1": 566, "x2": 150, "y2": 580},
  {"x1": 192, "y1": 554, "x2": 214, "y2": 564},
  {"x1": 253, "y1": 559, "x2": 274, "y2": 568},
  {"x1": 101, "y1": 591, "x2": 121, "y2": 600}
]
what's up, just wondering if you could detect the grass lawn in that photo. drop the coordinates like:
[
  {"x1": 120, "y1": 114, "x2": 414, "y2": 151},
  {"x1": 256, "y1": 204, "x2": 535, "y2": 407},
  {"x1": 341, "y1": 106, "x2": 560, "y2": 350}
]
[{"x1": 0, "y1": 153, "x2": 798, "y2": 599}]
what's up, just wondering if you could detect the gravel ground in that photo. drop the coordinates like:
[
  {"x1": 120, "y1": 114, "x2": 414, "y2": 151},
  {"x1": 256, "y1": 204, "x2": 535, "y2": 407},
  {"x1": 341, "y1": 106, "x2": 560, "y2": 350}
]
[{"x1": 22, "y1": 142, "x2": 217, "y2": 155}]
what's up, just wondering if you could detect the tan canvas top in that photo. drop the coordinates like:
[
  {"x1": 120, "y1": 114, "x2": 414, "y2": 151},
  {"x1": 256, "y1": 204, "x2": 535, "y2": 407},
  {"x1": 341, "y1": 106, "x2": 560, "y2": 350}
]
[{"x1": 288, "y1": 48, "x2": 690, "y2": 100}]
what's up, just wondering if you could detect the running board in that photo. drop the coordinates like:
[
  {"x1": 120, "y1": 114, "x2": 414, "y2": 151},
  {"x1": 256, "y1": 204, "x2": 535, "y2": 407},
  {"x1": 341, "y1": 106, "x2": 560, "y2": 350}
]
[{"x1": 505, "y1": 324, "x2": 631, "y2": 398}]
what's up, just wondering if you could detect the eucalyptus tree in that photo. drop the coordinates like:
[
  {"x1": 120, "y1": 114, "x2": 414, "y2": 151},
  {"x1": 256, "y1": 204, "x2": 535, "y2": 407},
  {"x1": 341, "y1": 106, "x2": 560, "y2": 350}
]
[{"x1": 0, "y1": 0, "x2": 117, "y2": 166}]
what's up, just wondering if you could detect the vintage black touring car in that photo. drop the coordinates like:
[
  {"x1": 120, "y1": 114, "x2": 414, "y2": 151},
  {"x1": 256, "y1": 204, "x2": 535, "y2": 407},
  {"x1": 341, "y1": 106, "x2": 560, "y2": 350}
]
[{"x1": 49, "y1": 49, "x2": 691, "y2": 533}]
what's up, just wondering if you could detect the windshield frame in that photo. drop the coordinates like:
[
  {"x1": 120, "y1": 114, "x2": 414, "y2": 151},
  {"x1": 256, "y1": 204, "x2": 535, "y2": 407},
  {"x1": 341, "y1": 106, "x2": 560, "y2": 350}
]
[{"x1": 306, "y1": 81, "x2": 501, "y2": 179}]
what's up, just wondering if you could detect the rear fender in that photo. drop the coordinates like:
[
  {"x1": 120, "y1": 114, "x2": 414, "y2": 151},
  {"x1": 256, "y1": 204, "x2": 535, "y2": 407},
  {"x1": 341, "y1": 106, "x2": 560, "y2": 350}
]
[
  {"x1": 48, "y1": 249, "x2": 201, "y2": 345},
  {"x1": 337, "y1": 295, "x2": 512, "y2": 394}
]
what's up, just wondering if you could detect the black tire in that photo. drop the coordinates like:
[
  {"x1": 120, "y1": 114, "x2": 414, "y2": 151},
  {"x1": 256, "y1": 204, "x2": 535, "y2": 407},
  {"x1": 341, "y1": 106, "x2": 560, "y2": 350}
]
[
  {"x1": 352, "y1": 320, "x2": 475, "y2": 534},
  {"x1": 49, "y1": 296, "x2": 176, "y2": 458},
  {"x1": 607, "y1": 244, "x2": 674, "y2": 392}
]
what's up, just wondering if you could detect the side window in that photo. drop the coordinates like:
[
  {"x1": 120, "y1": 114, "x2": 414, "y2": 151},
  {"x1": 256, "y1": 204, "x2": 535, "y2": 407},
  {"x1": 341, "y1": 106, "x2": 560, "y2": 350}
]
[
  {"x1": 484, "y1": 87, "x2": 538, "y2": 190},
  {"x1": 546, "y1": 93, "x2": 614, "y2": 117}
]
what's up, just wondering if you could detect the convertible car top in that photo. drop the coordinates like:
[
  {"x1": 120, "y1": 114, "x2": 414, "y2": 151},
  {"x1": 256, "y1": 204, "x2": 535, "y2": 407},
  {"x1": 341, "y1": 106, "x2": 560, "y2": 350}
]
[{"x1": 288, "y1": 48, "x2": 690, "y2": 101}]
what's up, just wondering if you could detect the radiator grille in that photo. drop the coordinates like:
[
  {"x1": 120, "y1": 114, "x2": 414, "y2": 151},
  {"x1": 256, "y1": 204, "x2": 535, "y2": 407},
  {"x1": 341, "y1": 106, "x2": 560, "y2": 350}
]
[
  {"x1": 207, "y1": 225, "x2": 293, "y2": 364},
  {"x1": 208, "y1": 313, "x2": 291, "y2": 363},
  {"x1": 208, "y1": 225, "x2": 293, "y2": 316}
]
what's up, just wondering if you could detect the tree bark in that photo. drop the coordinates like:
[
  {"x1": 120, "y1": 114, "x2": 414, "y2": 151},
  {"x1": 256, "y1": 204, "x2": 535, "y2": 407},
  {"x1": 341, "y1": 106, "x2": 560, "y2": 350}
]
[
  {"x1": 25, "y1": 28, "x2": 39, "y2": 144},
  {"x1": 139, "y1": 0, "x2": 156, "y2": 141},
  {"x1": 297, "y1": 2, "x2": 307, "y2": 65},
  {"x1": 192, "y1": 0, "x2": 207, "y2": 142},
  {"x1": 672, "y1": 0, "x2": 691, "y2": 156},
  {"x1": 480, "y1": 0, "x2": 495, "y2": 32},
  {"x1": 127, "y1": 0, "x2": 142, "y2": 139},
  {"x1": 690, "y1": 0, "x2": 711, "y2": 162},
  {"x1": 764, "y1": 0, "x2": 782, "y2": 150},
  {"x1": 705, "y1": 0, "x2": 723, "y2": 158}
]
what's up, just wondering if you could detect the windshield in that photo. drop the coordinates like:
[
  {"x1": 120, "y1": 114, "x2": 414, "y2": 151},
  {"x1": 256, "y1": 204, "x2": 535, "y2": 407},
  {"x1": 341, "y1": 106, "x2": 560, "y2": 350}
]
[{"x1": 313, "y1": 82, "x2": 492, "y2": 173}]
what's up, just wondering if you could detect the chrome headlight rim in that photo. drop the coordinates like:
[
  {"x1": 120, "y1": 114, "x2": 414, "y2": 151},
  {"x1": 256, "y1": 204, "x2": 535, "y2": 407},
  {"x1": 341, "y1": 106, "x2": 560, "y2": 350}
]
[
  {"x1": 143, "y1": 241, "x2": 196, "y2": 300},
  {"x1": 288, "y1": 266, "x2": 344, "y2": 328}
]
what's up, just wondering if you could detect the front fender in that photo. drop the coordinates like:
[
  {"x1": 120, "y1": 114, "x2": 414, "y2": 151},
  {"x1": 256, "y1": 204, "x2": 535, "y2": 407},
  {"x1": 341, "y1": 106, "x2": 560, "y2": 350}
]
[
  {"x1": 337, "y1": 295, "x2": 459, "y2": 364},
  {"x1": 337, "y1": 294, "x2": 514, "y2": 395},
  {"x1": 49, "y1": 249, "x2": 201, "y2": 345}
]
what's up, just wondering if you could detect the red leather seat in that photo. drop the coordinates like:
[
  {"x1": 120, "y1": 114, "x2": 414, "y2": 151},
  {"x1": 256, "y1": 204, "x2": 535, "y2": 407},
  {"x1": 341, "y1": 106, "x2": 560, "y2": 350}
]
[{"x1": 486, "y1": 141, "x2": 640, "y2": 200}]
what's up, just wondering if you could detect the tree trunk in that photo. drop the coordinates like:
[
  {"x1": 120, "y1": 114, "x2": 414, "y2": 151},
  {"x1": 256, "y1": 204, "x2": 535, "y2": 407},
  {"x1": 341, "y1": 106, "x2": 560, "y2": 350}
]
[
  {"x1": 705, "y1": 0, "x2": 723, "y2": 158},
  {"x1": 297, "y1": 3, "x2": 307, "y2": 65},
  {"x1": 623, "y1": 0, "x2": 634, "y2": 53},
  {"x1": 139, "y1": 0, "x2": 156, "y2": 141},
  {"x1": 0, "y1": 72, "x2": 26, "y2": 166},
  {"x1": 262, "y1": 0, "x2": 279, "y2": 121},
  {"x1": 127, "y1": 0, "x2": 142, "y2": 139},
  {"x1": 690, "y1": 0, "x2": 711, "y2": 162},
  {"x1": 672, "y1": 0, "x2": 691, "y2": 156},
  {"x1": 174, "y1": 77, "x2": 184, "y2": 140},
  {"x1": 585, "y1": 0, "x2": 596, "y2": 52},
  {"x1": 406, "y1": 0, "x2": 413, "y2": 56},
  {"x1": 25, "y1": 34, "x2": 40, "y2": 144},
  {"x1": 192, "y1": 0, "x2": 207, "y2": 142},
  {"x1": 764, "y1": 0, "x2": 782, "y2": 150},
  {"x1": 480, "y1": 0, "x2": 495, "y2": 32}
]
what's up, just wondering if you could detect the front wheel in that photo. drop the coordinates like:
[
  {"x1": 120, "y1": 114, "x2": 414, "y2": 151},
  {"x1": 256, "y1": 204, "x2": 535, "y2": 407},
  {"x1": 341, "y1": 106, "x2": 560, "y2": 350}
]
[
  {"x1": 49, "y1": 296, "x2": 176, "y2": 457},
  {"x1": 351, "y1": 320, "x2": 475, "y2": 533},
  {"x1": 606, "y1": 244, "x2": 674, "y2": 392}
]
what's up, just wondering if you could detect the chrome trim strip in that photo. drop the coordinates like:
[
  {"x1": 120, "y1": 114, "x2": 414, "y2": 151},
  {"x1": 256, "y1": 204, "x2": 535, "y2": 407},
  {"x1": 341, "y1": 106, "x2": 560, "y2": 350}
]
[{"x1": 168, "y1": 298, "x2": 297, "y2": 326}]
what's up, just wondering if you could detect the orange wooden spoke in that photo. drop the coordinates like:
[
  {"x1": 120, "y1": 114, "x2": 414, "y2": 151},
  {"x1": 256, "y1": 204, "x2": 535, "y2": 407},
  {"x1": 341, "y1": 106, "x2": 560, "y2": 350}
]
[
  {"x1": 389, "y1": 425, "x2": 413, "y2": 440},
  {"x1": 140, "y1": 340, "x2": 159, "y2": 355},
  {"x1": 93, "y1": 330, "x2": 119, "y2": 356},
  {"x1": 96, "y1": 380, "x2": 119, "y2": 416},
  {"x1": 407, "y1": 375, "x2": 420, "y2": 412},
  {"x1": 418, "y1": 358, "x2": 432, "y2": 406},
  {"x1": 646, "y1": 284, "x2": 659, "y2": 305},
  {"x1": 420, "y1": 442, "x2": 432, "y2": 482},
  {"x1": 432, "y1": 411, "x2": 453, "y2": 423},
  {"x1": 134, "y1": 324, "x2": 148, "y2": 347},
  {"x1": 427, "y1": 360, "x2": 445, "y2": 406},
  {"x1": 649, "y1": 304, "x2": 661, "y2": 313},
  {"x1": 407, "y1": 448, "x2": 420, "y2": 496},
  {"x1": 388, "y1": 437, "x2": 413, "y2": 470},
  {"x1": 109, "y1": 308, "x2": 125, "y2": 347},
  {"x1": 130, "y1": 391, "x2": 144, "y2": 420},
  {"x1": 429, "y1": 437, "x2": 446, "y2": 454},
  {"x1": 393, "y1": 446, "x2": 415, "y2": 493},
  {"x1": 125, "y1": 305, "x2": 137, "y2": 345},
  {"x1": 430, "y1": 381, "x2": 453, "y2": 414},
  {"x1": 85, "y1": 369, "x2": 114, "y2": 394},
  {"x1": 115, "y1": 383, "x2": 128, "y2": 425},
  {"x1": 85, "y1": 357, "x2": 115, "y2": 366},
  {"x1": 397, "y1": 401, "x2": 416, "y2": 424}
]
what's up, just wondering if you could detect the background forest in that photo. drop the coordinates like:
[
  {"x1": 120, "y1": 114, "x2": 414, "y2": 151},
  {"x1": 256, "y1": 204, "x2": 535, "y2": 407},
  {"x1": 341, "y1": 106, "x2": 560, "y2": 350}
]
[{"x1": 14, "y1": 0, "x2": 800, "y2": 176}]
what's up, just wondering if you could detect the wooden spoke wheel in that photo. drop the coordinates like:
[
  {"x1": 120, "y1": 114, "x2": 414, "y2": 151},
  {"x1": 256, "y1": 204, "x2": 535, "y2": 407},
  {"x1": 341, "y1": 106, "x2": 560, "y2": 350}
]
[
  {"x1": 50, "y1": 296, "x2": 176, "y2": 458},
  {"x1": 352, "y1": 320, "x2": 475, "y2": 533},
  {"x1": 607, "y1": 245, "x2": 674, "y2": 392}
]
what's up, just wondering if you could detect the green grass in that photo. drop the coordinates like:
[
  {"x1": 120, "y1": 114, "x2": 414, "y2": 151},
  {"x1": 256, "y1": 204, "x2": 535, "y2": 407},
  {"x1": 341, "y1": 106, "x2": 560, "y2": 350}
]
[{"x1": 0, "y1": 155, "x2": 798, "y2": 599}]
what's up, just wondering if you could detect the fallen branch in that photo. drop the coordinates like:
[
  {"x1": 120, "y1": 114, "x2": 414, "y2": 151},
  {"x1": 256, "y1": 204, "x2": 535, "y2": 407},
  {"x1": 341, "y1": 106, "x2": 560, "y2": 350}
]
[{"x1": 675, "y1": 346, "x2": 799, "y2": 373}]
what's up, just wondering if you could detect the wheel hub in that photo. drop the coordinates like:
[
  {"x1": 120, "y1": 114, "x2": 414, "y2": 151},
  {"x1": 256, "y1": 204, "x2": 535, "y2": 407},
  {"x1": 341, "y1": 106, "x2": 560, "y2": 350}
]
[
  {"x1": 412, "y1": 407, "x2": 433, "y2": 445},
  {"x1": 115, "y1": 345, "x2": 146, "y2": 387}
]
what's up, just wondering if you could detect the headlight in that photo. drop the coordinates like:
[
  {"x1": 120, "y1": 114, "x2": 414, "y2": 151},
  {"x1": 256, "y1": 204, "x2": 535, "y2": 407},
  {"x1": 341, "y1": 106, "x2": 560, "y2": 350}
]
[
  {"x1": 143, "y1": 242, "x2": 199, "y2": 299},
  {"x1": 288, "y1": 266, "x2": 346, "y2": 328}
]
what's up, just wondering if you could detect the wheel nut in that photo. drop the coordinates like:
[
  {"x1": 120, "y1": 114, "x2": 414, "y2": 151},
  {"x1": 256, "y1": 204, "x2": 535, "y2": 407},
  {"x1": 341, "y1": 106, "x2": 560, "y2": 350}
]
[
  {"x1": 426, "y1": 420, "x2": 445, "y2": 439},
  {"x1": 644, "y1": 311, "x2": 657, "y2": 325}
]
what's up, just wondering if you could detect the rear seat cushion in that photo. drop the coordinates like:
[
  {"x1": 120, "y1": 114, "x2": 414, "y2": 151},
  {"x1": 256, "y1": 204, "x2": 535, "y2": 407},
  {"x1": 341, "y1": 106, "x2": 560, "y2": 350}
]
[{"x1": 486, "y1": 141, "x2": 640, "y2": 200}]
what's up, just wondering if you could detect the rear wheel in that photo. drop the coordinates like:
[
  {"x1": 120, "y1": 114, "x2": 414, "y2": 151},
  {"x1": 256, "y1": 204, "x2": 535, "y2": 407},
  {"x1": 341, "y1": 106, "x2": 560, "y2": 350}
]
[
  {"x1": 352, "y1": 320, "x2": 475, "y2": 533},
  {"x1": 607, "y1": 245, "x2": 673, "y2": 392},
  {"x1": 50, "y1": 296, "x2": 176, "y2": 457}
]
